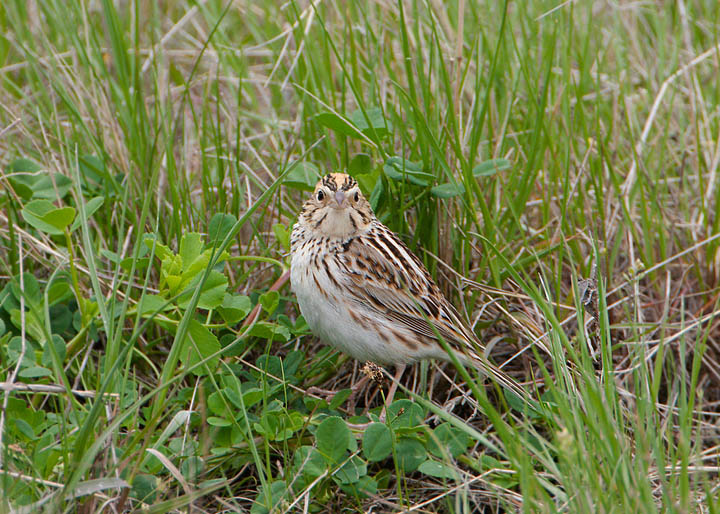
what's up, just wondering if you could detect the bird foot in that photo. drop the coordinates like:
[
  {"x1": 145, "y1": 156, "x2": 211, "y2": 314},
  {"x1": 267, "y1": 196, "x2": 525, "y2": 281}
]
[{"x1": 307, "y1": 361, "x2": 383, "y2": 410}]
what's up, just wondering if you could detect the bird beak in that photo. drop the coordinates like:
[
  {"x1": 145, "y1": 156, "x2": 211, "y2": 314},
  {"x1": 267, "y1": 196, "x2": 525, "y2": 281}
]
[{"x1": 334, "y1": 190, "x2": 346, "y2": 208}]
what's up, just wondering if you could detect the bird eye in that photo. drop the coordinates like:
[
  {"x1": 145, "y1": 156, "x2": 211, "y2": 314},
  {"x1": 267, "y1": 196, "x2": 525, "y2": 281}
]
[
  {"x1": 317, "y1": 190, "x2": 325, "y2": 201},
  {"x1": 354, "y1": 191, "x2": 359, "y2": 202}
]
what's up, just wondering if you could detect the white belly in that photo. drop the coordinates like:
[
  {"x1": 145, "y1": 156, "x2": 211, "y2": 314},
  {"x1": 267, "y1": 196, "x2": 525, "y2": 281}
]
[{"x1": 290, "y1": 242, "x2": 420, "y2": 365}]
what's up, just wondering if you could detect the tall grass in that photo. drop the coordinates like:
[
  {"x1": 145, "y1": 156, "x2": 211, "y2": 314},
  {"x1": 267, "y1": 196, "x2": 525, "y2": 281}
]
[{"x1": 1, "y1": 0, "x2": 719, "y2": 511}]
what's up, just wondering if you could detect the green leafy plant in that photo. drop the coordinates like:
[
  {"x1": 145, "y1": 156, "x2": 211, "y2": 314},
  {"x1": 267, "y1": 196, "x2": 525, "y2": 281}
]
[{"x1": 2, "y1": 0, "x2": 718, "y2": 511}]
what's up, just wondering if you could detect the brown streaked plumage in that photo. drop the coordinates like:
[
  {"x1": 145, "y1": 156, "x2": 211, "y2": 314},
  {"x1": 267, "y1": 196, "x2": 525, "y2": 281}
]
[{"x1": 290, "y1": 172, "x2": 533, "y2": 407}]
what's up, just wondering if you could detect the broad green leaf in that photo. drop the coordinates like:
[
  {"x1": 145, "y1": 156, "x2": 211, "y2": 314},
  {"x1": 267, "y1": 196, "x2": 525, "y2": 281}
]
[
  {"x1": 334, "y1": 455, "x2": 368, "y2": 485},
  {"x1": 316, "y1": 416, "x2": 350, "y2": 463},
  {"x1": 472, "y1": 158, "x2": 511, "y2": 177},
  {"x1": 8, "y1": 169, "x2": 73, "y2": 200},
  {"x1": 206, "y1": 392, "x2": 224, "y2": 416},
  {"x1": 284, "y1": 161, "x2": 320, "y2": 190},
  {"x1": 207, "y1": 386, "x2": 239, "y2": 415},
  {"x1": 480, "y1": 455, "x2": 505, "y2": 470},
  {"x1": 175, "y1": 271, "x2": 228, "y2": 310},
  {"x1": 350, "y1": 108, "x2": 392, "y2": 139},
  {"x1": 269, "y1": 411, "x2": 304, "y2": 442},
  {"x1": 348, "y1": 153, "x2": 373, "y2": 175},
  {"x1": 22, "y1": 199, "x2": 76, "y2": 234},
  {"x1": 281, "y1": 350, "x2": 304, "y2": 376},
  {"x1": 42, "y1": 206, "x2": 76, "y2": 231},
  {"x1": 1, "y1": 283, "x2": 19, "y2": 312},
  {"x1": 47, "y1": 278, "x2": 72, "y2": 305},
  {"x1": 383, "y1": 156, "x2": 433, "y2": 186},
  {"x1": 207, "y1": 416, "x2": 231, "y2": 427},
  {"x1": 387, "y1": 399, "x2": 424, "y2": 428},
  {"x1": 179, "y1": 233, "x2": 204, "y2": 269},
  {"x1": 10, "y1": 308, "x2": 45, "y2": 342},
  {"x1": 6, "y1": 160, "x2": 72, "y2": 201},
  {"x1": 70, "y1": 196, "x2": 104, "y2": 232},
  {"x1": 418, "y1": 459, "x2": 456, "y2": 479},
  {"x1": 251, "y1": 480, "x2": 287, "y2": 514},
  {"x1": 14, "y1": 418, "x2": 36, "y2": 439},
  {"x1": 272, "y1": 223, "x2": 290, "y2": 252},
  {"x1": 41, "y1": 334, "x2": 67, "y2": 367},
  {"x1": 294, "y1": 446, "x2": 327, "y2": 478},
  {"x1": 181, "y1": 457, "x2": 204, "y2": 481},
  {"x1": 248, "y1": 321, "x2": 290, "y2": 341},
  {"x1": 180, "y1": 319, "x2": 221, "y2": 376},
  {"x1": 49, "y1": 304, "x2": 72, "y2": 336},
  {"x1": 256, "y1": 354, "x2": 283, "y2": 378},
  {"x1": 431, "y1": 182, "x2": 465, "y2": 198},
  {"x1": 10, "y1": 273, "x2": 41, "y2": 307},
  {"x1": 31, "y1": 173, "x2": 73, "y2": 200},
  {"x1": 164, "y1": 252, "x2": 183, "y2": 277},
  {"x1": 78, "y1": 155, "x2": 106, "y2": 188},
  {"x1": 103, "y1": 249, "x2": 150, "y2": 272},
  {"x1": 191, "y1": 271, "x2": 228, "y2": 310},
  {"x1": 315, "y1": 111, "x2": 358, "y2": 138},
  {"x1": 137, "y1": 294, "x2": 170, "y2": 316},
  {"x1": 344, "y1": 475, "x2": 378, "y2": 497},
  {"x1": 164, "y1": 273, "x2": 182, "y2": 293},
  {"x1": 144, "y1": 234, "x2": 172, "y2": 260},
  {"x1": 395, "y1": 438, "x2": 426, "y2": 472},
  {"x1": 217, "y1": 294, "x2": 252, "y2": 324},
  {"x1": 184, "y1": 249, "x2": 228, "y2": 282},
  {"x1": 428, "y1": 423, "x2": 471, "y2": 458},
  {"x1": 20, "y1": 199, "x2": 58, "y2": 226},
  {"x1": 362, "y1": 423, "x2": 392, "y2": 462},
  {"x1": 242, "y1": 388, "x2": 265, "y2": 409},
  {"x1": 19, "y1": 366, "x2": 52, "y2": 378},
  {"x1": 79, "y1": 297, "x2": 99, "y2": 320},
  {"x1": 7, "y1": 158, "x2": 43, "y2": 173},
  {"x1": 6, "y1": 396, "x2": 44, "y2": 428},
  {"x1": 505, "y1": 387, "x2": 534, "y2": 413},
  {"x1": 369, "y1": 176, "x2": 384, "y2": 211},
  {"x1": 255, "y1": 413, "x2": 282, "y2": 442},
  {"x1": 8, "y1": 177, "x2": 34, "y2": 199},
  {"x1": 259, "y1": 290, "x2": 279, "y2": 315},
  {"x1": 328, "y1": 388, "x2": 352, "y2": 410},
  {"x1": 208, "y1": 213, "x2": 237, "y2": 246},
  {"x1": 130, "y1": 474, "x2": 157, "y2": 503},
  {"x1": 7, "y1": 159, "x2": 43, "y2": 199}
]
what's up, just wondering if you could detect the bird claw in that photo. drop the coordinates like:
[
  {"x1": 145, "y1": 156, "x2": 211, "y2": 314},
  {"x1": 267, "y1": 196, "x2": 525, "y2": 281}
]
[{"x1": 360, "y1": 361, "x2": 384, "y2": 385}]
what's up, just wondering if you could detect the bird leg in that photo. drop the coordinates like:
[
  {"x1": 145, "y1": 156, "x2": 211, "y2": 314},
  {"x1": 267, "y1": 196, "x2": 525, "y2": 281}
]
[
  {"x1": 378, "y1": 363, "x2": 406, "y2": 422},
  {"x1": 344, "y1": 362, "x2": 385, "y2": 412},
  {"x1": 309, "y1": 363, "x2": 407, "y2": 427},
  {"x1": 384, "y1": 364, "x2": 406, "y2": 408}
]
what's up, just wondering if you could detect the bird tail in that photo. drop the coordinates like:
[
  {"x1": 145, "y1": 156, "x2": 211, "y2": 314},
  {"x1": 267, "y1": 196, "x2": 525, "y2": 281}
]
[{"x1": 469, "y1": 354, "x2": 536, "y2": 409}]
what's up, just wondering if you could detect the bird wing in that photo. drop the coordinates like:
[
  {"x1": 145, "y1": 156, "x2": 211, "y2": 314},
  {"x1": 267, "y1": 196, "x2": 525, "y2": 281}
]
[{"x1": 336, "y1": 222, "x2": 533, "y2": 404}]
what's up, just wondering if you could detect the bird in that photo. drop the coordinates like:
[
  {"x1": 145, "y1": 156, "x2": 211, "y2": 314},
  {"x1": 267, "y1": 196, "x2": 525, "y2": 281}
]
[{"x1": 289, "y1": 172, "x2": 533, "y2": 414}]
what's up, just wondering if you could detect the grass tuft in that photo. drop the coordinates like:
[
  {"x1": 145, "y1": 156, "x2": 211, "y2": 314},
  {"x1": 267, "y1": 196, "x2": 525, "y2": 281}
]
[{"x1": 1, "y1": 0, "x2": 720, "y2": 511}]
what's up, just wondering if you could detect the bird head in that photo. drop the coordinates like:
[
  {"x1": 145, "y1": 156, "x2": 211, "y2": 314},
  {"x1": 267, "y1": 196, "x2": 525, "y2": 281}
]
[{"x1": 300, "y1": 173, "x2": 374, "y2": 239}]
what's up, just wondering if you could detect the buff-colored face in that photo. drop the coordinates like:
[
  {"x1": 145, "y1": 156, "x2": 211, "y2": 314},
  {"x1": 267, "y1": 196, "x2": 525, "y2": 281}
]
[{"x1": 299, "y1": 173, "x2": 374, "y2": 239}]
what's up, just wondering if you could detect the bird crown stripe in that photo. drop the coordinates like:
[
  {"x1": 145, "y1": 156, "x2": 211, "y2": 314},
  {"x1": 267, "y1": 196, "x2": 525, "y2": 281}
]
[
  {"x1": 319, "y1": 173, "x2": 358, "y2": 192},
  {"x1": 321, "y1": 174, "x2": 337, "y2": 191},
  {"x1": 341, "y1": 175, "x2": 357, "y2": 191}
]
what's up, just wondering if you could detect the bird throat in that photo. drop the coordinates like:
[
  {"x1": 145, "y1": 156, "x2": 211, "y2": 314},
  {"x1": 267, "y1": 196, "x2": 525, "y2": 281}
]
[{"x1": 315, "y1": 208, "x2": 359, "y2": 239}]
